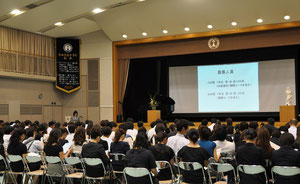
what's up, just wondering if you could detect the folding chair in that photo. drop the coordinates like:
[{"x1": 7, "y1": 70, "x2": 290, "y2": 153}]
[
  {"x1": 44, "y1": 156, "x2": 66, "y2": 184},
  {"x1": 7, "y1": 155, "x2": 26, "y2": 184},
  {"x1": 208, "y1": 163, "x2": 237, "y2": 184},
  {"x1": 64, "y1": 157, "x2": 84, "y2": 184},
  {"x1": 0, "y1": 155, "x2": 8, "y2": 184},
  {"x1": 271, "y1": 166, "x2": 300, "y2": 184},
  {"x1": 83, "y1": 158, "x2": 107, "y2": 184},
  {"x1": 237, "y1": 164, "x2": 268, "y2": 184},
  {"x1": 24, "y1": 155, "x2": 45, "y2": 184},
  {"x1": 123, "y1": 167, "x2": 154, "y2": 184},
  {"x1": 178, "y1": 162, "x2": 207, "y2": 184},
  {"x1": 155, "y1": 161, "x2": 176, "y2": 184}
]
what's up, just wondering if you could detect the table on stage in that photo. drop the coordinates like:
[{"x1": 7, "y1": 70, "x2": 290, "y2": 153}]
[
  {"x1": 147, "y1": 110, "x2": 161, "y2": 123},
  {"x1": 280, "y1": 105, "x2": 296, "y2": 122}
]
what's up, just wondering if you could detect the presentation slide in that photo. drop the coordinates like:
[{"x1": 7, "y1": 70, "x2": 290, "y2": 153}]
[
  {"x1": 169, "y1": 59, "x2": 296, "y2": 113},
  {"x1": 197, "y1": 62, "x2": 259, "y2": 112}
]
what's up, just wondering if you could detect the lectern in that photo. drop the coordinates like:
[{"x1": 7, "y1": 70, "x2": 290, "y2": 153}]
[
  {"x1": 147, "y1": 110, "x2": 161, "y2": 123},
  {"x1": 280, "y1": 105, "x2": 296, "y2": 122}
]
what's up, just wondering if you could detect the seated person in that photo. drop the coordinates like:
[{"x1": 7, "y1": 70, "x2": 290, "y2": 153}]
[
  {"x1": 149, "y1": 131, "x2": 175, "y2": 181},
  {"x1": 58, "y1": 128, "x2": 68, "y2": 147},
  {"x1": 72, "y1": 127, "x2": 86, "y2": 154},
  {"x1": 126, "y1": 133, "x2": 158, "y2": 184},
  {"x1": 198, "y1": 126, "x2": 216, "y2": 158},
  {"x1": 110, "y1": 129, "x2": 130, "y2": 171},
  {"x1": 177, "y1": 128, "x2": 210, "y2": 184},
  {"x1": 236, "y1": 129, "x2": 265, "y2": 184},
  {"x1": 214, "y1": 126, "x2": 235, "y2": 157},
  {"x1": 0, "y1": 130, "x2": 5, "y2": 171},
  {"x1": 271, "y1": 132, "x2": 300, "y2": 184},
  {"x1": 81, "y1": 125, "x2": 109, "y2": 177}
]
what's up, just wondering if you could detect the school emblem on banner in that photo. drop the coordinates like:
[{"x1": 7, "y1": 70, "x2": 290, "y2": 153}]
[
  {"x1": 56, "y1": 39, "x2": 80, "y2": 93},
  {"x1": 208, "y1": 37, "x2": 220, "y2": 49}
]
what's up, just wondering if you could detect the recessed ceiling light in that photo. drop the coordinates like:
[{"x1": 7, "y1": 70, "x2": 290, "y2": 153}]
[
  {"x1": 54, "y1": 22, "x2": 63, "y2": 26},
  {"x1": 207, "y1": 25, "x2": 213, "y2": 29},
  {"x1": 284, "y1": 15, "x2": 290, "y2": 20},
  {"x1": 231, "y1": 22, "x2": 237, "y2": 26},
  {"x1": 92, "y1": 8, "x2": 104, "y2": 14},
  {"x1": 257, "y1": 18, "x2": 263, "y2": 23},
  {"x1": 122, "y1": 34, "x2": 127, "y2": 38},
  {"x1": 10, "y1": 9, "x2": 24, "y2": 16},
  {"x1": 163, "y1": 29, "x2": 168, "y2": 34},
  {"x1": 142, "y1": 32, "x2": 147, "y2": 36},
  {"x1": 138, "y1": 0, "x2": 145, "y2": 2},
  {"x1": 184, "y1": 27, "x2": 190, "y2": 32}
]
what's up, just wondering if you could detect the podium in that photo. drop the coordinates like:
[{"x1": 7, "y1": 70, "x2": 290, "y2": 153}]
[
  {"x1": 280, "y1": 105, "x2": 296, "y2": 122},
  {"x1": 147, "y1": 110, "x2": 161, "y2": 123}
]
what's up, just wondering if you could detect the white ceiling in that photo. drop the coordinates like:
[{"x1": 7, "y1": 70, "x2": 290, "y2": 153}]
[{"x1": 1, "y1": 0, "x2": 300, "y2": 41}]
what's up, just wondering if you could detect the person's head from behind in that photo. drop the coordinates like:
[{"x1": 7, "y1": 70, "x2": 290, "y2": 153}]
[
  {"x1": 138, "y1": 126, "x2": 147, "y2": 134},
  {"x1": 102, "y1": 126, "x2": 112, "y2": 137},
  {"x1": 169, "y1": 124, "x2": 175, "y2": 132},
  {"x1": 271, "y1": 129, "x2": 281, "y2": 139},
  {"x1": 240, "y1": 121, "x2": 249, "y2": 131},
  {"x1": 242, "y1": 128, "x2": 257, "y2": 142},
  {"x1": 150, "y1": 121, "x2": 157, "y2": 128},
  {"x1": 256, "y1": 127, "x2": 270, "y2": 145},
  {"x1": 249, "y1": 121, "x2": 258, "y2": 130},
  {"x1": 187, "y1": 128, "x2": 199, "y2": 144},
  {"x1": 201, "y1": 119, "x2": 208, "y2": 127},
  {"x1": 267, "y1": 118, "x2": 275, "y2": 126},
  {"x1": 133, "y1": 132, "x2": 148, "y2": 149},
  {"x1": 68, "y1": 123, "x2": 77, "y2": 134},
  {"x1": 199, "y1": 126, "x2": 211, "y2": 141},
  {"x1": 155, "y1": 131, "x2": 168, "y2": 144},
  {"x1": 113, "y1": 129, "x2": 126, "y2": 143},
  {"x1": 176, "y1": 119, "x2": 189, "y2": 135},
  {"x1": 49, "y1": 121, "x2": 55, "y2": 128},
  {"x1": 110, "y1": 121, "x2": 117, "y2": 131},
  {"x1": 4, "y1": 125, "x2": 14, "y2": 135},
  {"x1": 137, "y1": 121, "x2": 144, "y2": 128},
  {"x1": 73, "y1": 110, "x2": 78, "y2": 117},
  {"x1": 215, "y1": 127, "x2": 227, "y2": 141},
  {"x1": 10, "y1": 128, "x2": 26, "y2": 144},
  {"x1": 211, "y1": 118, "x2": 217, "y2": 124},
  {"x1": 119, "y1": 123, "x2": 128, "y2": 133},
  {"x1": 47, "y1": 128, "x2": 62, "y2": 146},
  {"x1": 280, "y1": 132, "x2": 295, "y2": 147},
  {"x1": 90, "y1": 125, "x2": 102, "y2": 143},
  {"x1": 0, "y1": 120, "x2": 4, "y2": 129},
  {"x1": 289, "y1": 119, "x2": 298, "y2": 127},
  {"x1": 73, "y1": 127, "x2": 86, "y2": 146},
  {"x1": 155, "y1": 123, "x2": 165, "y2": 134},
  {"x1": 100, "y1": 120, "x2": 110, "y2": 127},
  {"x1": 38, "y1": 123, "x2": 47, "y2": 134},
  {"x1": 226, "y1": 118, "x2": 233, "y2": 126},
  {"x1": 25, "y1": 127, "x2": 35, "y2": 139},
  {"x1": 60, "y1": 128, "x2": 68, "y2": 139},
  {"x1": 125, "y1": 121, "x2": 134, "y2": 130}
]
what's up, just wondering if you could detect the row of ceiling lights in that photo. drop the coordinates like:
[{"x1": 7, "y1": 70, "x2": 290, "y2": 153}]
[{"x1": 121, "y1": 15, "x2": 291, "y2": 39}]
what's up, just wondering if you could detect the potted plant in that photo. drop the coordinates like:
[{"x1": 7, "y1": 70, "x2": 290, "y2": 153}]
[{"x1": 149, "y1": 95, "x2": 159, "y2": 110}]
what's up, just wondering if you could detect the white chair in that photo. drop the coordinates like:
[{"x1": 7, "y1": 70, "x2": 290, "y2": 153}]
[
  {"x1": 64, "y1": 157, "x2": 84, "y2": 184},
  {"x1": 44, "y1": 156, "x2": 66, "y2": 184},
  {"x1": 7, "y1": 155, "x2": 26, "y2": 184},
  {"x1": 208, "y1": 163, "x2": 237, "y2": 184},
  {"x1": 271, "y1": 166, "x2": 300, "y2": 184},
  {"x1": 237, "y1": 164, "x2": 268, "y2": 184},
  {"x1": 155, "y1": 161, "x2": 176, "y2": 184},
  {"x1": 24, "y1": 155, "x2": 45, "y2": 184},
  {"x1": 123, "y1": 167, "x2": 154, "y2": 184},
  {"x1": 178, "y1": 162, "x2": 206, "y2": 184},
  {"x1": 83, "y1": 158, "x2": 107, "y2": 184}
]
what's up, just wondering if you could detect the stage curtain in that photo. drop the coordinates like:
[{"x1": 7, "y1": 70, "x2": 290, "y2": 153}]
[
  {"x1": 0, "y1": 26, "x2": 55, "y2": 76},
  {"x1": 118, "y1": 59, "x2": 130, "y2": 116}
]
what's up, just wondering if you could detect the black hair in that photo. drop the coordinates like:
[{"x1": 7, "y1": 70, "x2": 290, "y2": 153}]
[
  {"x1": 55, "y1": 122, "x2": 61, "y2": 128},
  {"x1": 249, "y1": 121, "x2": 258, "y2": 130},
  {"x1": 201, "y1": 119, "x2": 208, "y2": 126},
  {"x1": 113, "y1": 129, "x2": 126, "y2": 143},
  {"x1": 60, "y1": 128, "x2": 68, "y2": 135},
  {"x1": 48, "y1": 121, "x2": 55, "y2": 127},
  {"x1": 125, "y1": 121, "x2": 134, "y2": 130},
  {"x1": 0, "y1": 129, "x2": 3, "y2": 144},
  {"x1": 211, "y1": 118, "x2": 217, "y2": 124},
  {"x1": 90, "y1": 126, "x2": 102, "y2": 139},
  {"x1": 176, "y1": 119, "x2": 189, "y2": 132},
  {"x1": 155, "y1": 131, "x2": 167, "y2": 142},
  {"x1": 133, "y1": 132, "x2": 148, "y2": 148},
  {"x1": 4, "y1": 125, "x2": 14, "y2": 134},
  {"x1": 137, "y1": 121, "x2": 144, "y2": 128},
  {"x1": 73, "y1": 111, "x2": 78, "y2": 116},
  {"x1": 25, "y1": 127, "x2": 35, "y2": 138},
  {"x1": 102, "y1": 126, "x2": 112, "y2": 137},
  {"x1": 63, "y1": 122, "x2": 68, "y2": 127},
  {"x1": 226, "y1": 118, "x2": 233, "y2": 126},
  {"x1": 267, "y1": 118, "x2": 275, "y2": 125},
  {"x1": 279, "y1": 126, "x2": 289, "y2": 132},
  {"x1": 150, "y1": 121, "x2": 157, "y2": 128},
  {"x1": 110, "y1": 121, "x2": 117, "y2": 128},
  {"x1": 126, "y1": 118, "x2": 134, "y2": 122},
  {"x1": 100, "y1": 120, "x2": 111, "y2": 127},
  {"x1": 187, "y1": 128, "x2": 199, "y2": 143},
  {"x1": 9, "y1": 128, "x2": 25, "y2": 144},
  {"x1": 46, "y1": 128, "x2": 61, "y2": 146},
  {"x1": 138, "y1": 126, "x2": 147, "y2": 134},
  {"x1": 215, "y1": 127, "x2": 227, "y2": 141},
  {"x1": 289, "y1": 119, "x2": 298, "y2": 126},
  {"x1": 169, "y1": 124, "x2": 175, "y2": 132},
  {"x1": 199, "y1": 126, "x2": 211, "y2": 140},
  {"x1": 68, "y1": 123, "x2": 77, "y2": 133},
  {"x1": 271, "y1": 129, "x2": 281, "y2": 139},
  {"x1": 155, "y1": 123, "x2": 165, "y2": 134},
  {"x1": 240, "y1": 121, "x2": 249, "y2": 131},
  {"x1": 243, "y1": 128, "x2": 257, "y2": 141},
  {"x1": 279, "y1": 132, "x2": 295, "y2": 146},
  {"x1": 25, "y1": 120, "x2": 32, "y2": 126},
  {"x1": 119, "y1": 123, "x2": 128, "y2": 131},
  {"x1": 38, "y1": 123, "x2": 47, "y2": 134}
]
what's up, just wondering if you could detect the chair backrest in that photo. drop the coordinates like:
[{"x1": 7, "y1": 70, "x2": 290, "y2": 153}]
[
  {"x1": 272, "y1": 166, "x2": 300, "y2": 176},
  {"x1": 109, "y1": 153, "x2": 126, "y2": 161},
  {"x1": 178, "y1": 161, "x2": 206, "y2": 183},
  {"x1": 65, "y1": 157, "x2": 82, "y2": 165},
  {"x1": 0, "y1": 154, "x2": 8, "y2": 170},
  {"x1": 26, "y1": 155, "x2": 42, "y2": 163},
  {"x1": 156, "y1": 160, "x2": 175, "y2": 181},
  {"x1": 123, "y1": 167, "x2": 153, "y2": 184},
  {"x1": 45, "y1": 156, "x2": 62, "y2": 164},
  {"x1": 238, "y1": 165, "x2": 266, "y2": 175},
  {"x1": 209, "y1": 163, "x2": 234, "y2": 173},
  {"x1": 7, "y1": 155, "x2": 23, "y2": 163},
  {"x1": 83, "y1": 157, "x2": 106, "y2": 175}
]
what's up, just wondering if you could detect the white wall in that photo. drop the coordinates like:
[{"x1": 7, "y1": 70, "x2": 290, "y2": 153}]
[{"x1": 79, "y1": 30, "x2": 113, "y2": 121}]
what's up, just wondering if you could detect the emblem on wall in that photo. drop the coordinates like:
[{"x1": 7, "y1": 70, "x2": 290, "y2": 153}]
[{"x1": 208, "y1": 37, "x2": 220, "y2": 49}]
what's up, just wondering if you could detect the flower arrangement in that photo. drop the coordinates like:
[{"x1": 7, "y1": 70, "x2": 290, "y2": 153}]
[{"x1": 149, "y1": 95, "x2": 159, "y2": 110}]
